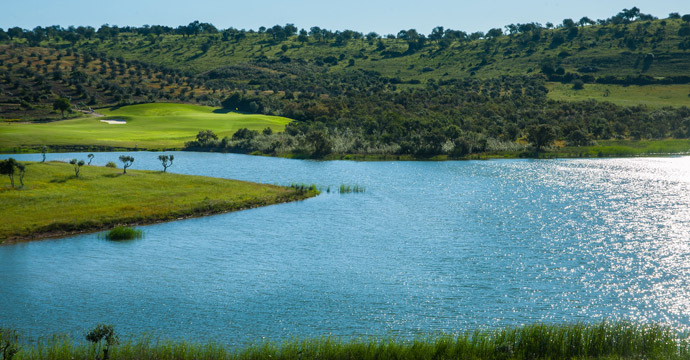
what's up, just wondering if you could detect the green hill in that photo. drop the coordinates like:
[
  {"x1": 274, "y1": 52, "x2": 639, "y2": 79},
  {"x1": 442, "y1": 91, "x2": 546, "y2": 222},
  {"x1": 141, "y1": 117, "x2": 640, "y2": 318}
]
[{"x1": 1, "y1": 8, "x2": 690, "y2": 158}]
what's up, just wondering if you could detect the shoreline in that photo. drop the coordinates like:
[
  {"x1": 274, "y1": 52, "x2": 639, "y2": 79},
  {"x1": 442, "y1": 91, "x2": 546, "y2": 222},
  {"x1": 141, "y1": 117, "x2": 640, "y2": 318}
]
[
  {"x1": 0, "y1": 191, "x2": 315, "y2": 246},
  {"x1": 3, "y1": 141, "x2": 690, "y2": 162},
  {"x1": 0, "y1": 162, "x2": 319, "y2": 245}
]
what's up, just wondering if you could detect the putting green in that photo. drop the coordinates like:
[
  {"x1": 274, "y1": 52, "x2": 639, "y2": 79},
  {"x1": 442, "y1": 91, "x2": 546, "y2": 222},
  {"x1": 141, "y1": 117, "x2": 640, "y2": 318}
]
[{"x1": 0, "y1": 103, "x2": 293, "y2": 151}]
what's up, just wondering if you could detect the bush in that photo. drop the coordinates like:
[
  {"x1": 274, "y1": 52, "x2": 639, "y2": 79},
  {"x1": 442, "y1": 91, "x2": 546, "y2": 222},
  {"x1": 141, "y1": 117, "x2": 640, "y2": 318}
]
[
  {"x1": 105, "y1": 161, "x2": 117, "y2": 168},
  {"x1": 572, "y1": 79, "x2": 585, "y2": 90},
  {"x1": 103, "y1": 226, "x2": 142, "y2": 241}
]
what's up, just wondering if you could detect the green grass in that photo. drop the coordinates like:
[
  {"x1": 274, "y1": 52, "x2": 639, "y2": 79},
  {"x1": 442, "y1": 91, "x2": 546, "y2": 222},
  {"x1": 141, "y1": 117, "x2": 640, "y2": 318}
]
[
  {"x1": 553, "y1": 139, "x2": 690, "y2": 158},
  {"x1": 4, "y1": 322, "x2": 690, "y2": 359},
  {"x1": 0, "y1": 161, "x2": 317, "y2": 243},
  {"x1": 0, "y1": 103, "x2": 293, "y2": 152},
  {"x1": 547, "y1": 82, "x2": 690, "y2": 107}
]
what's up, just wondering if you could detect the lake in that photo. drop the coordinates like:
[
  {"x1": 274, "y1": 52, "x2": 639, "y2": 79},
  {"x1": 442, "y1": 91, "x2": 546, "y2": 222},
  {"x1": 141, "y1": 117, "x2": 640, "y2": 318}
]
[{"x1": 1, "y1": 152, "x2": 690, "y2": 345}]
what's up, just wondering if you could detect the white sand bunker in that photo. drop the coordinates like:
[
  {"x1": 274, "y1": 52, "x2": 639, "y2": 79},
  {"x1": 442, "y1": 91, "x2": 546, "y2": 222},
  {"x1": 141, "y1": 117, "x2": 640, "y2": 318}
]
[{"x1": 100, "y1": 119, "x2": 127, "y2": 124}]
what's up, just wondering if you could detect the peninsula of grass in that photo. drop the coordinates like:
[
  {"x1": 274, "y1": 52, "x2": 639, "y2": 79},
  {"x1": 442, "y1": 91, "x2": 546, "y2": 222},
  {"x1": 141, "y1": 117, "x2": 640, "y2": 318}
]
[
  {"x1": 4, "y1": 322, "x2": 690, "y2": 360},
  {"x1": 0, "y1": 161, "x2": 317, "y2": 244},
  {"x1": 0, "y1": 103, "x2": 293, "y2": 152}
]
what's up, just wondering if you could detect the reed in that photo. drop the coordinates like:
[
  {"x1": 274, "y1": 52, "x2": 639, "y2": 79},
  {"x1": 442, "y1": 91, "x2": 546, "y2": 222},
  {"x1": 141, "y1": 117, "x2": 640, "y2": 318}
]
[{"x1": 7, "y1": 322, "x2": 689, "y2": 360}]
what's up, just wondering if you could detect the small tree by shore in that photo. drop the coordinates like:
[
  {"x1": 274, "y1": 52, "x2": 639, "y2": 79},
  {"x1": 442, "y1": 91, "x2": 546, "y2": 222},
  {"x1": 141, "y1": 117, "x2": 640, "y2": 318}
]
[
  {"x1": 87, "y1": 153, "x2": 95, "y2": 165},
  {"x1": 85, "y1": 324, "x2": 118, "y2": 360},
  {"x1": 158, "y1": 154, "x2": 174, "y2": 172},
  {"x1": 0, "y1": 158, "x2": 24, "y2": 188},
  {"x1": 41, "y1": 145, "x2": 48, "y2": 163},
  {"x1": 69, "y1": 159, "x2": 85, "y2": 177},
  {"x1": 119, "y1": 155, "x2": 134, "y2": 174}
]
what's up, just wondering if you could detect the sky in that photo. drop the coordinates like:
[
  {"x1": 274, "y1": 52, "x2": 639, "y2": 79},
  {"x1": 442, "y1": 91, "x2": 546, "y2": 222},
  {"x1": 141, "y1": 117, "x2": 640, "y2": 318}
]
[{"x1": 2, "y1": 0, "x2": 690, "y2": 35}]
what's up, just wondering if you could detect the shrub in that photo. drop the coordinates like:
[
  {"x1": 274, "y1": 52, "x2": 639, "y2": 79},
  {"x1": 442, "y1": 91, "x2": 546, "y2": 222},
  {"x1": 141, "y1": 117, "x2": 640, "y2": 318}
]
[
  {"x1": 572, "y1": 79, "x2": 585, "y2": 90},
  {"x1": 104, "y1": 226, "x2": 142, "y2": 241},
  {"x1": 105, "y1": 161, "x2": 117, "y2": 168}
]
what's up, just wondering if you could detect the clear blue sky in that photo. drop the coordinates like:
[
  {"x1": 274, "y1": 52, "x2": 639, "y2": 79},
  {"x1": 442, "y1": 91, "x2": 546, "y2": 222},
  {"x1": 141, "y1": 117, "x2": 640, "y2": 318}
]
[{"x1": 2, "y1": 0, "x2": 690, "y2": 35}]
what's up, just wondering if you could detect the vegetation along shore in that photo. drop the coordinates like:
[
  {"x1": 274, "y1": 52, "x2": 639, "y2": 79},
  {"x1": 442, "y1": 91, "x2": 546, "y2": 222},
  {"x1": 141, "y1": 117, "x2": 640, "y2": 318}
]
[
  {"x1": 2, "y1": 322, "x2": 690, "y2": 360},
  {"x1": 0, "y1": 160, "x2": 318, "y2": 244}
]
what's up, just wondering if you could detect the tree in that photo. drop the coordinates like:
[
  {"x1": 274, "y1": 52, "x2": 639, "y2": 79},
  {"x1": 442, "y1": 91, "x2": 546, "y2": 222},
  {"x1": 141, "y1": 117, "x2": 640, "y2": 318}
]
[
  {"x1": 158, "y1": 154, "x2": 174, "y2": 172},
  {"x1": 53, "y1": 97, "x2": 71, "y2": 118},
  {"x1": 69, "y1": 159, "x2": 85, "y2": 177},
  {"x1": 196, "y1": 129, "x2": 218, "y2": 144},
  {"x1": 16, "y1": 162, "x2": 25, "y2": 187},
  {"x1": 87, "y1": 153, "x2": 95, "y2": 165},
  {"x1": 41, "y1": 145, "x2": 48, "y2": 162},
  {"x1": 527, "y1": 124, "x2": 557, "y2": 153},
  {"x1": 572, "y1": 79, "x2": 584, "y2": 90},
  {"x1": 85, "y1": 324, "x2": 118, "y2": 360},
  {"x1": 0, "y1": 158, "x2": 17, "y2": 187},
  {"x1": 119, "y1": 155, "x2": 134, "y2": 174}
]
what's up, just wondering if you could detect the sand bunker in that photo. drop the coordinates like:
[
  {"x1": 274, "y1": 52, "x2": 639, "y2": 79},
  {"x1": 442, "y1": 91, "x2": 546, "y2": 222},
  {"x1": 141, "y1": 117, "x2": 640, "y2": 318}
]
[{"x1": 100, "y1": 119, "x2": 127, "y2": 124}]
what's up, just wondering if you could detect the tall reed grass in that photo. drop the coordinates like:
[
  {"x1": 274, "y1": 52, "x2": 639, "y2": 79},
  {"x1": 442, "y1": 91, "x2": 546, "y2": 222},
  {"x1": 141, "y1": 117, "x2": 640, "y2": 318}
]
[{"x1": 5, "y1": 322, "x2": 690, "y2": 360}]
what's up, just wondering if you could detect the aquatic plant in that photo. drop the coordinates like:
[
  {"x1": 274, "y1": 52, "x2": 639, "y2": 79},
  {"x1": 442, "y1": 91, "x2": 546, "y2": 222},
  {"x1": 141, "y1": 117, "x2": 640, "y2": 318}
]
[
  {"x1": 103, "y1": 226, "x2": 142, "y2": 241},
  {"x1": 338, "y1": 184, "x2": 365, "y2": 193}
]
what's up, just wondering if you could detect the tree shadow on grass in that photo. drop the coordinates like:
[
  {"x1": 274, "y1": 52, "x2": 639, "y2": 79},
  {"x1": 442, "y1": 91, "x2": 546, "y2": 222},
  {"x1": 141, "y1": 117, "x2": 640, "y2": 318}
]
[
  {"x1": 102, "y1": 173, "x2": 124, "y2": 178},
  {"x1": 50, "y1": 175, "x2": 78, "y2": 183}
]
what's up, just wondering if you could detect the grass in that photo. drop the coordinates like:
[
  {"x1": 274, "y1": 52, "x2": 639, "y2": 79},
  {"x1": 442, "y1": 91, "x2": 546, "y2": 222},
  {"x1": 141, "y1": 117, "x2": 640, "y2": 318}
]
[
  {"x1": 552, "y1": 138, "x2": 690, "y2": 158},
  {"x1": 546, "y1": 82, "x2": 690, "y2": 108},
  {"x1": 0, "y1": 103, "x2": 293, "y2": 152},
  {"x1": 0, "y1": 161, "x2": 317, "y2": 243},
  {"x1": 4, "y1": 322, "x2": 690, "y2": 359},
  {"x1": 102, "y1": 226, "x2": 143, "y2": 241}
]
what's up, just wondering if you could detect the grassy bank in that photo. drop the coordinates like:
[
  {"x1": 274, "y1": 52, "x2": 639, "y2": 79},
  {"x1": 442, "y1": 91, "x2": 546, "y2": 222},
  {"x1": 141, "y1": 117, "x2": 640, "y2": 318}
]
[
  {"x1": 3, "y1": 322, "x2": 689, "y2": 360},
  {"x1": 546, "y1": 82, "x2": 690, "y2": 108},
  {"x1": 0, "y1": 103, "x2": 293, "y2": 152},
  {"x1": 0, "y1": 161, "x2": 317, "y2": 244}
]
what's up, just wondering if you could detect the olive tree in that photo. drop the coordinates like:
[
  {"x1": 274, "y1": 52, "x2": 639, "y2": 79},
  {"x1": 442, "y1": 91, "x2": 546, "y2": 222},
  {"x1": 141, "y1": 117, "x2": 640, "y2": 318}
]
[
  {"x1": 85, "y1": 324, "x2": 118, "y2": 360},
  {"x1": 16, "y1": 162, "x2": 26, "y2": 188},
  {"x1": 41, "y1": 145, "x2": 48, "y2": 162},
  {"x1": 119, "y1": 155, "x2": 134, "y2": 174},
  {"x1": 0, "y1": 158, "x2": 17, "y2": 188},
  {"x1": 69, "y1": 159, "x2": 85, "y2": 177},
  {"x1": 53, "y1": 97, "x2": 71, "y2": 118},
  {"x1": 527, "y1": 124, "x2": 557, "y2": 153},
  {"x1": 158, "y1": 154, "x2": 174, "y2": 172},
  {"x1": 87, "y1": 153, "x2": 95, "y2": 165}
]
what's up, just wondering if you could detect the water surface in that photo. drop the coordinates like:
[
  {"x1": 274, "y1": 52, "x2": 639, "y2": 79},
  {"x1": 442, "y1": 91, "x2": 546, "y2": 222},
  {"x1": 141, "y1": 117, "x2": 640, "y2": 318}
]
[{"x1": 1, "y1": 152, "x2": 690, "y2": 344}]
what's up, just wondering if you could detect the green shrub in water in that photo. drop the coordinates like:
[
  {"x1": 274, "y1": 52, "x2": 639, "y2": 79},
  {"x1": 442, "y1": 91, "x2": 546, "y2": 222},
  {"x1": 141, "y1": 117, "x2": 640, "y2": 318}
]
[{"x1": 104, "y1": 226, "x2": 142, "y2": 241}]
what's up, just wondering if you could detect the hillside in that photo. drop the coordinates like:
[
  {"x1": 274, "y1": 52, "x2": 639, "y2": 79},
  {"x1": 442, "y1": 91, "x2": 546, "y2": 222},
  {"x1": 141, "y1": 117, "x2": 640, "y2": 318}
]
[{"x1": 1, "y1": 8, "x2": 690, "y2": 157}]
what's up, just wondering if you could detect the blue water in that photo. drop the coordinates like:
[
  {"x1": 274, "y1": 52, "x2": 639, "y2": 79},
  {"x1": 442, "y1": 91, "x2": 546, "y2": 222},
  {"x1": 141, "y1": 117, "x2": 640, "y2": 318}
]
[{"x1": 2, "y1": 152, "x2": 690, "y2": 344}]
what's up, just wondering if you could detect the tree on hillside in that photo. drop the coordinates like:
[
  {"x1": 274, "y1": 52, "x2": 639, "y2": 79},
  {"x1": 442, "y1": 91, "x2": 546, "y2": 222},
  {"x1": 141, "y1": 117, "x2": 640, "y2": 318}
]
[
  {"x1": 119, "y1": 155, "x2": 134, "y2": 174},
  {"x1": 69, "y1": 159, "x2": 85, "y2": 177},
  {"x1": 158, "y1": 154, "x2": 174, "y2": 172},
  {"x1": 53, "y1": 97, "x2": 71, "y2": 118},
  {"x1": 527, "y1": 124, "x2": 557, "y2": 153}
]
